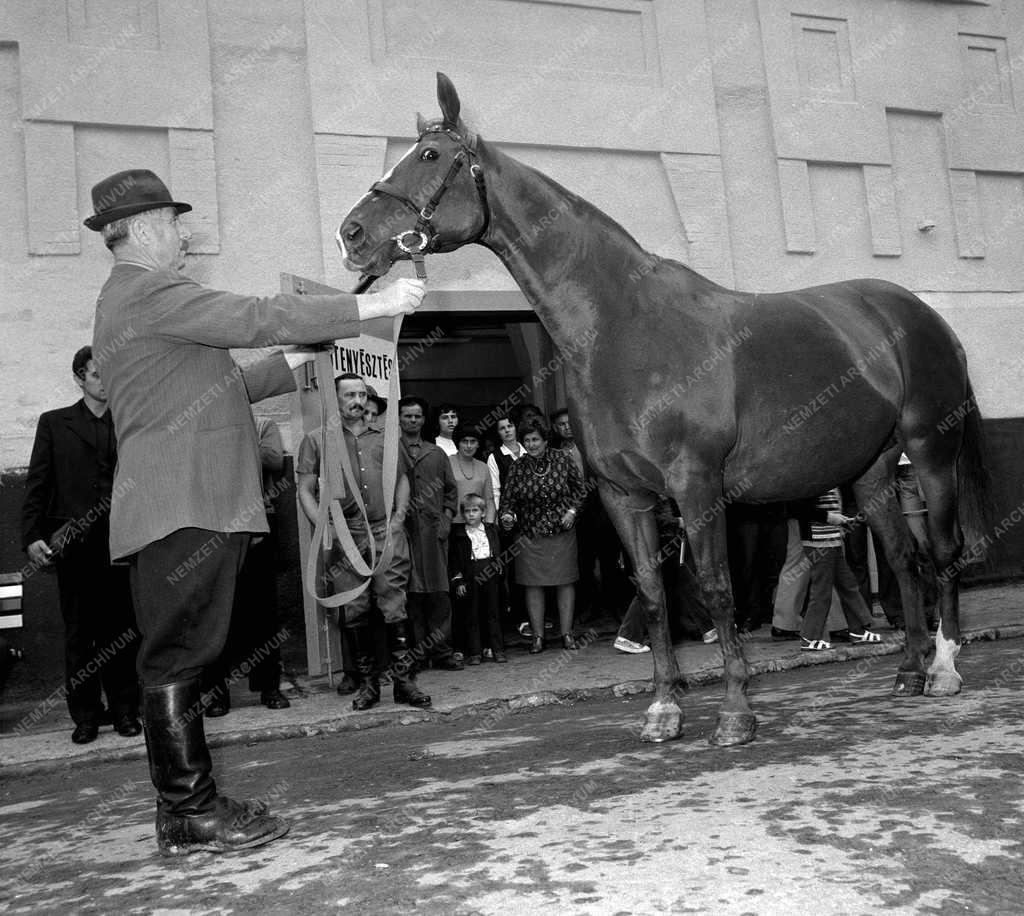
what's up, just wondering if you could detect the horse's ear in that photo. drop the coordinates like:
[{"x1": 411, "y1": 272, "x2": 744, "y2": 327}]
[
  {"x1": 436, "y1": 71, "x2": 461, "y2": 126},
  {"x1": 416, "y1": 112, "x2": 429, "y2": 135}
]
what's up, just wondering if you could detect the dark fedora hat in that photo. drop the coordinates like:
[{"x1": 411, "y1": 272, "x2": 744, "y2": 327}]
[{"x1": 83, "y1": 168, "x2": 191, "y2": 230}]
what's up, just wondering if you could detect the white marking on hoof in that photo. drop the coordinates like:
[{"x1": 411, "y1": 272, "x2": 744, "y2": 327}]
[
  {"x1": 639, "y1": 700, "x2": 684, "y2": 743},
  {"x1": 926, "y1": 632, "x2": 963, "y2": 697}
]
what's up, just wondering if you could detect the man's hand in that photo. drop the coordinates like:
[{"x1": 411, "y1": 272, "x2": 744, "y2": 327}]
[
  {"x1": 358, "y1": 278, "x2": 427, "y2": 320},
  {"x1": 390, "y1": 513, "x2": 406, "y2": 537},
  {"x1": 826, "y1": 511, "x2": 855, "y2": 527},
  {"x1": 561, "y1": 508, "x2": 577, "y2": 530},
  {"x1": 455, "y1": 582, "x2": 467, "y2": 599},
  {"x1": 27, "y1": 539, "x2": 53, "y2": 567},
  {"x1": 500, "y1": 511, "x2": 516, "y2": 531}
]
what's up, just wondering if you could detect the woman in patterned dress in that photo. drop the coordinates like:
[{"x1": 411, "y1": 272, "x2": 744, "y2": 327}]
[{"x1": 499, "y1": 417, "x2": 587, "y2": 653}]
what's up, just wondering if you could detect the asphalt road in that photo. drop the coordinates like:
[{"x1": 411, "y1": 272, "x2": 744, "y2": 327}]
[{"x1": 3, "y1": 638, "x2": 1024, "y2": 916}]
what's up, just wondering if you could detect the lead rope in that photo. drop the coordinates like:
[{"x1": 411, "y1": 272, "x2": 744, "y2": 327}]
[{"x1": 304, "y1": 246, "x2": 427, "y2": 610}]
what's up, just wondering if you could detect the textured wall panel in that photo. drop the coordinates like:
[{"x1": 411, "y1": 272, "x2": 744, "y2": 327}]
[
  {"x1": 168, "y1": 129, "x2": 219, "y2": 254},
  {"x1": 777, "y1": 158, "x2": 816, "y2": 253},
  {"x1": 66, "y1": 0, "x2": 160, "y2": 50},
  {"x1": 949, "y1": 168, "x2": 986, "y2": 258},
  {"x1": 23, "y1": 122, "x2": 79, "y2": 255},
  {"x1": 863, "y1": 164, "x2": 901, "y2": 257},
  {"x1": 371, "y1": 0, "x2": 658, "y2": 84},
  {"x1": 314, "y1": 134, "x2": 389, "y2": 287},
  {"x1": 660, "y1": 153, "x2": 734, "y2": 285}
]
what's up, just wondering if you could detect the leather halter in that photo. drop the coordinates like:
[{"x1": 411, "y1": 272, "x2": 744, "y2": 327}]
[{"x1": 366, "y1": 124, "x2": 490, "y2": 277}]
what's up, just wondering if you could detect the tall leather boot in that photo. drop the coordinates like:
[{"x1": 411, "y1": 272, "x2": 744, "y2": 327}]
[
  {"x1": 143, "y1": 678, "x2": 289, "y2": 856},
  {"x1": 388, "y1": 621, "x2": 432, "y2": 708},
  {"x1": 349, "y1": 625, "x2": 381, "y2": 711}
]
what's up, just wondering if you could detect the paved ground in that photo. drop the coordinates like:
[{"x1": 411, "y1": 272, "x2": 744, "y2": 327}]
[
  {"x1": 2, "y1": 582, "x2": 1022, "y2": 772},
  {"x1": 3, "y1": 637, "x2": 1024, "y2": 915}
]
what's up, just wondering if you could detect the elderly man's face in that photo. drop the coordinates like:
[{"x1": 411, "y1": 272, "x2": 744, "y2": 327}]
[
  {"x1": 137, "y1": 207, "x2": 190, "y2": 270},
  {"x1": 553, "y1": 414, "x2": 573, "y2": 441}
]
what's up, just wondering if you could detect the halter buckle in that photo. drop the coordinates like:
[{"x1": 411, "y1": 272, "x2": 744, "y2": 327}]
[{"x1": 394, "y1": 229, "x2": 429, "y2": 255}]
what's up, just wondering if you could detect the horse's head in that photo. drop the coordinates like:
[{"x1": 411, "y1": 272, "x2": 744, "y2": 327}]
[{"x1": 338, "y1": 72, "x2": 489, "y2": 277}]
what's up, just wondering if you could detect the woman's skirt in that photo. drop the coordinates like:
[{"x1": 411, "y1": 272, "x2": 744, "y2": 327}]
[{"x1": 515, "y1": 529, "x2": 578, "y2": 586}]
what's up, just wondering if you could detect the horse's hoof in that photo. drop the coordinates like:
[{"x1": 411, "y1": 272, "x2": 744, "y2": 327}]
[
  {"x1": 892, "y1": 671, "x2": 926, "y2": 697},
  {"x1": 709, "y1": 711, "x2": 757, "y2": 747},
  {"x1": 925, "y1": 671, "x2": 963, "y2": 697},
  {"x1": 639, "y1": 700, "x2": 684, "y2": 743}
]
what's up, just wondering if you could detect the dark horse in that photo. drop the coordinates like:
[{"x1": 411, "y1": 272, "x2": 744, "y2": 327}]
[{"x1": 339, "y1": 74, "x2": 991, "y2": 745}]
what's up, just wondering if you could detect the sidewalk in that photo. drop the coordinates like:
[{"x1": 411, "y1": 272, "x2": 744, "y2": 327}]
[{"x1": 3, "y1": 582, "x2": 1023, "y2": 774}]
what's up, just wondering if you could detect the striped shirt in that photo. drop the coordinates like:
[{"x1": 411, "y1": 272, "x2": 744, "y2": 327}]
[{"x1": 803, "y1": 488, "x2": 844, "y2": 547}]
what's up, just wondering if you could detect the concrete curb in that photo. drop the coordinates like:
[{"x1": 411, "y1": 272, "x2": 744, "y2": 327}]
[{"x1": 4, "y1": 623, "x2": 1022, "y2": 777}]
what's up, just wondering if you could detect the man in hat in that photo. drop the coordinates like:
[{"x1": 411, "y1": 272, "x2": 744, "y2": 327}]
[{"x1": 87, "y1": 168, "x2": 424, "y2": 856}]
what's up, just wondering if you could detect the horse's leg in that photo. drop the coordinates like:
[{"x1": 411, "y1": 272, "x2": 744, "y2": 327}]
[
  {"x1": 598, "y1": 481, "x2": 684, "y2": 742},
  {"x1": 913, "y1": 459, "x2": 965, "y2": 696},
  {"x1": 851, "y1": 445, "x2": 931, "y2": 696},
  {"x1": 672, "y1": 484, "x2": 756, "y2": 746}
]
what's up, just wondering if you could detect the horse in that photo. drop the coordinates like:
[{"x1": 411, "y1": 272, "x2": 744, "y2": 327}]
[{"x1": 338, "y1": 72, "x2": 991, "y2": 746}]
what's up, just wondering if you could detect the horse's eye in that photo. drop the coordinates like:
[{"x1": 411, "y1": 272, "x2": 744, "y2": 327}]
[{"x1": 420, "y1": 148, "x2": 439, "y2": 162}]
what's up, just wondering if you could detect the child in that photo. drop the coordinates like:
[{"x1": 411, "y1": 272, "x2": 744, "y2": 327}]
[
  {"x1": 450, "y1": 494, "x2": 506, "y2": 664},
  {"x1": 795, "y1": 488, "x2": 883, "y2": 651}
]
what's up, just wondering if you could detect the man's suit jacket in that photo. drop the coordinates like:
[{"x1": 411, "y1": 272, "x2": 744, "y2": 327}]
[
  {"x1": 93, "y1": 263, "x2": 364, "y2": 561},
  {"x1": 21, "y1": 400, "x2": 113, "y2": 549}
]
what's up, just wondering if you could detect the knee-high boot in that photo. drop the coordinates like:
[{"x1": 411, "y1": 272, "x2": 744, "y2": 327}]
[
  {"x1": 349, "y1": 625, "x2": 381, "y2": 711},
  {"x1": 389, "y1": 621, "x2": 431, "y2": 708},
  {"x1": 142, "y1": 678, "x2": 289, "y2": 855}
]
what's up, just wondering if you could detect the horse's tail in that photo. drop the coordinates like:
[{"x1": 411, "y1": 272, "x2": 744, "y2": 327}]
[{"x1": 956, "y1": 377, "x2": 994, "y2": 559}]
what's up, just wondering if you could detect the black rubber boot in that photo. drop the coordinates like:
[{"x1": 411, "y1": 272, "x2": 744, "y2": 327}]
[
  {"x1": 142, "y1": 679, "x2": 289, "y2": 856},
  {"x1": 348, "y1": 626, "x2": 380, "y2": 711},
  {"x1": 388, "y1": 621, "x2": 431, "y2": 708}
]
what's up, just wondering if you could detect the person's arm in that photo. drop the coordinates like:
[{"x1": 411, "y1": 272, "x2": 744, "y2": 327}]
[
  {"x1": 21, "y1": 413, "x2": 55, "y2": 565},
  {"x1": 500, "y1": 462, "x2": 521, "y2": 529},
  {"x1": 256, "y1": 418, "x2": 285, "y2": 473},
  {"x1": 297, "y1": 473, "x2": 320, "y2": 526},
  {"x1": 295, "y1": 433, "x2": 321, "y2": 525},
  {"x1": 487, "y1": 452, "x2": 501, "y2": 511},
  {"x1": 239, "y1": 354, "x2": 297, "y2": 404},
  {"x1": 483, "y1": 465, "x2": 496, "y2": 523},
  {"x1": 561, "y1": 451, "x2": 587, "y2": 527},
  {"x1": 140, "y1": 273, "x2": 424, "y2": 349},
  {"x1": 391, "y1": 474, "x2": 410, "y2": 535},
  {"x1": 439, "y1": 454, "x2": 458, "y2": 538}
]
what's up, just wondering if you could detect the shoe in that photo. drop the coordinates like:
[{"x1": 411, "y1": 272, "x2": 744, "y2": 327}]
[
  {"x1": 481, "y1": 648, "x2": 495, "y2": 661},
  {"x1": 114, "y1": 713, "x2": 142, "y2": 737},
  {"x1": 701, "y1": 628, "x2": 719, "y2": 644},
  {"x1": 260, "y1": 689, "x2": 291, "y2": 710},
  {"x1": 143, "y1": 679, "x2": 288, "y2": 856},
  {"x1": 529, "y1": 636, "x2": 544, "y2": 655},
  {"x1": 849, "y1": 630, "x2": 883, "y2": 644},
  {"x1": 336, "y1": 673, "x2": 360, "y2": 696},
  {"x1": 452, "y1": 651, "x2": 465, "y2": 664},
  {"x1": 493, "y1": 652, "x2": 508, "y2": 663},
  {"x1": 392, "y1": 671, "x2": 431, "y2": 707},
  {"x1": 351, "y1": 678, "x2": 381, "y2": 711},
  {"x1": 435, "y1": 656, "x2": 465, "y2": 671},
  {"x1": 466, "y1": 654, "x2": 482, "y2": 666},
  {"x1": 562, "y1": 634, "x2": 578, "y2": 651},
  {"x1": 800, "y1": 638, "x2": 833, "y2": 651},
  {"x1": 770, "y1": 626, "x2": 798, "y2": 642},
  {"x1": 518, "y1": 622, "x2": 533, "y2": 638},
  {"x1": 156, "y1": 794, "x2": 289, "y2": 857},
  {"x1": 71, "y1": 723, "x2": 99, "y2": 745},
  {"x1": 829, "y1": 629, "x2": 851, "y2": 643},
  {"x1": 204, "y1": 701, "x2": 230, "y2": 718},
  {"x1": 613, "y1": 636, "x2": 650, "y2": 655}
]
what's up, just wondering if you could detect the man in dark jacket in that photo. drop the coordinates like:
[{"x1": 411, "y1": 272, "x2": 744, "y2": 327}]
[{"x1": 21, "y1": 346, "x2": 140, "y2": 744}]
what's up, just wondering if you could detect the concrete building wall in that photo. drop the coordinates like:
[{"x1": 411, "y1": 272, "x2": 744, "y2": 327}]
[{"x1": 2, "y1": 0, "x2": 1024, "y2": 470}]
